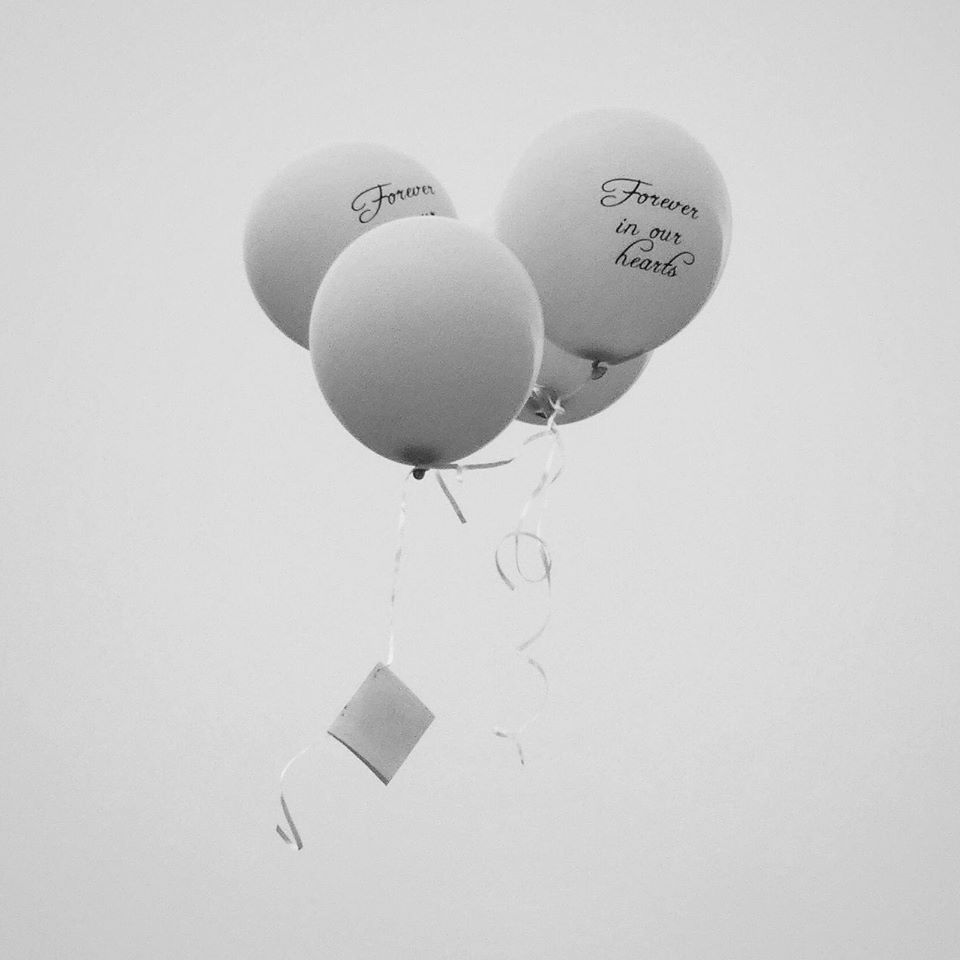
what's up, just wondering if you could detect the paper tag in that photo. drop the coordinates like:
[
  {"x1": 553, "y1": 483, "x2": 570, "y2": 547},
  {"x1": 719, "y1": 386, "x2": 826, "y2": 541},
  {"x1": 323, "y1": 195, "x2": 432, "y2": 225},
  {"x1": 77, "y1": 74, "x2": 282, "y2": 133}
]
[{"x1": 327, "y1": 663, "x2": 434, "y2": 784}]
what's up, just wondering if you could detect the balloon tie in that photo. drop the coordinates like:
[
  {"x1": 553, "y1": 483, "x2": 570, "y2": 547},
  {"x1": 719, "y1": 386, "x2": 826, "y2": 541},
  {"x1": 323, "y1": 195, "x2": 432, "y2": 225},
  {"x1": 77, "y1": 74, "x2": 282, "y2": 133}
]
[
  {"x1": 529, "y1": 361, "x2": 605, "y2": 419},
  {"x1": 590, "y1": 359, "x2": 609, "y2": 381},
  {"x1": 493, "y1": 397, "x2": 565, "y2": 763}
]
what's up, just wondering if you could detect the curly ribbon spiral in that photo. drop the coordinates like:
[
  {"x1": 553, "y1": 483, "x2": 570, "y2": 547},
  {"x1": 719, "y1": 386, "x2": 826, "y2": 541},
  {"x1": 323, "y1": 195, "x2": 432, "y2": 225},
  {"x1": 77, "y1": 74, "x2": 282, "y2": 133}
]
[{"x1": 493, "y1": 390, "x2": 566, "y2": 764}]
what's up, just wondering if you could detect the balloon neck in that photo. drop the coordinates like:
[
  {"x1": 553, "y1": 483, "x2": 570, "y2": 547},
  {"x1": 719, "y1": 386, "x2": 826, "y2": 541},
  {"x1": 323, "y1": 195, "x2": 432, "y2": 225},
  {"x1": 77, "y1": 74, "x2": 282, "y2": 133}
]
[
  {"x1": 590, "y1": 359, "x2": 609, "y2": 381},
  {"x1": 530, "y1": 385, "x2": 558, "y2": 421}
]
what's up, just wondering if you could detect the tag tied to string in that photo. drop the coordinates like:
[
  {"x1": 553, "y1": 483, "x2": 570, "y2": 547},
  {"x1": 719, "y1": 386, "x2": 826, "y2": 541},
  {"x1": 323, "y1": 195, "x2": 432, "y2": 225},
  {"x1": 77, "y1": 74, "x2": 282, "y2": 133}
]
[
  {"x1": 276, "y1": 663, "x2": 435, "y2": 850},
  {"x1": 328, "y1": 663, "x2": 435, "y2": 784}
]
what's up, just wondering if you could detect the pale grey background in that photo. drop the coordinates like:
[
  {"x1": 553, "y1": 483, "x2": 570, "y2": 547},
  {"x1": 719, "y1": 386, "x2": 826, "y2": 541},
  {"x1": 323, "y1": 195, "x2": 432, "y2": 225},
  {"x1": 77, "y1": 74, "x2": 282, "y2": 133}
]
[{"x1": 2, "y1": 1, "x2": 958, "y2": 957}]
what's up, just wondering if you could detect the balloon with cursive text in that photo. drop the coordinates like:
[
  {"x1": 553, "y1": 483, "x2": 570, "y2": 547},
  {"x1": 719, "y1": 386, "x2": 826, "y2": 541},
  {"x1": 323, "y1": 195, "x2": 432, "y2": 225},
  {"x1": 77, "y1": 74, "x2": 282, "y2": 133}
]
[
  {"x1": 311, "y1": 217, "x2": 544, "y2": 467},
  {"x1": 244, "y1": 144, "x2": 456, "y2": 348},
  {"x1": 495, "y1": 110, "x2": 730, "y2": 362},
  {"x1": 517, "y1": 337, "x2": 651, "y2": 426}
]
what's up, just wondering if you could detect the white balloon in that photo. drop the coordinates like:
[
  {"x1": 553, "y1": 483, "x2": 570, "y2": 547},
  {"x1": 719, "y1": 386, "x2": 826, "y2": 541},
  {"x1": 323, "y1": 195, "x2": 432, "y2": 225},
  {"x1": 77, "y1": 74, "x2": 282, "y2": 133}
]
[
  {"x1": 244, "y1": 143, "x2": 456, "y2": 348},
  {"x1": 517, "y1": 339, "x2": 651, "y2": 426},
  {"x1": 496, "y1": 109, "x2": 730, "y2": 362},
  {"x1": 310, "y1": 217, "x2": 544, "y2": 467}
]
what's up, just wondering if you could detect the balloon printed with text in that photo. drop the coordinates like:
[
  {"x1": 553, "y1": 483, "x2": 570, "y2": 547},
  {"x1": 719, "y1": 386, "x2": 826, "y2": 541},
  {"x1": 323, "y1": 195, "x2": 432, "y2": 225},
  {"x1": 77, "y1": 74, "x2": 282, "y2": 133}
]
[
  {"x1": 244, "y1": 143, "x2": 457, "y2": 348},
  {"x1": 242, "y1": 119, "x2": 731, "y2": 844},
  {"x1": 495, "y1": 109, "x2": 730, "y2": 363}
]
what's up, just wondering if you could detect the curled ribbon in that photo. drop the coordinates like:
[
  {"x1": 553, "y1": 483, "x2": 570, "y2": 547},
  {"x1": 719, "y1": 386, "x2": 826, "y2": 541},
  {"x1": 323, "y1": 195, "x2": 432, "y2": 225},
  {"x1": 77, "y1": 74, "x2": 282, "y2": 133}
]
[
  {"x1": 493, "y1": 392, "x2": 565, "y2": 764},
  {"x1": 276, "y1": 744, "x2": 311, "y2": 849}
]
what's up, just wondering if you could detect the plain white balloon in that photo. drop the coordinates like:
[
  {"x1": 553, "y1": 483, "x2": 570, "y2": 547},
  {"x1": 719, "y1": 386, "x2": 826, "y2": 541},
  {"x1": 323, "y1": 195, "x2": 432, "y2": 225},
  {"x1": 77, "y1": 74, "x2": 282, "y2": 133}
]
[
  {"x1": 496, "y1": 109, "x2": 730, "y2": 362},
  {"x1": 517, "y1": 339, "x2": 651, "y2": 426},
  {"x1": 310, "y1": 217, "x2": 544, "y2": 467},
  {"x1": 244, "y1": 143, "x2": 456, "y2": 348}
]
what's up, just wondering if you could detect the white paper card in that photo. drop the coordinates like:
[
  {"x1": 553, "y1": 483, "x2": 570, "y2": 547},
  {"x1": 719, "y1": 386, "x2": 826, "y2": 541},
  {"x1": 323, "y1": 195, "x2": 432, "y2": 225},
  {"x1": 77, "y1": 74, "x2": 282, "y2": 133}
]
[{"x1": 327, "y1": 663, "x2": 434, "y2": 784}]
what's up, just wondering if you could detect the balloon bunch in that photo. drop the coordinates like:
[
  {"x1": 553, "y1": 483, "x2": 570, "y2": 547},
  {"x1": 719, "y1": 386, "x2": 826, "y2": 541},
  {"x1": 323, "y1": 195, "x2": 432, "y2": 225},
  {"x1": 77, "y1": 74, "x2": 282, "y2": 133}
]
[
  {"x1": 245, "y1": 143, "x2": 543, "y2": 467},
  {"x1": 244, "y1": 110, "x2": 730, "y2": 847},
  {"x1": 245, "y1": 111, "x2": 730, "y2": 450}
]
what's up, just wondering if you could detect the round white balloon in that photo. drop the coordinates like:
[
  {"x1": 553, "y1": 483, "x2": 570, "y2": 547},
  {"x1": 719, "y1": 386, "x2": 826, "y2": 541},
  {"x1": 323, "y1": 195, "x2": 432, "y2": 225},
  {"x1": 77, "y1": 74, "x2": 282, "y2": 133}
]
[
  {"x1": 496, "y1": 109, "x2": 730, "y2": 362},
  {"x1": 310, "y1": 217, "x2": 544, "y2": 467},
  {"x1": 244, "y1": 143, "x2": 457, "y2": 348},
  {"x1": 517, "y1": 339, "x2": 651, "y2": 426}
]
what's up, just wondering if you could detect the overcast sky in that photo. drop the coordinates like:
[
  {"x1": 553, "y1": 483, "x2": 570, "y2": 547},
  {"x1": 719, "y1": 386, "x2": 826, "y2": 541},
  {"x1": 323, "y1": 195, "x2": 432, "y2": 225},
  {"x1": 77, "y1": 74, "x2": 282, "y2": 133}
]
[{"x1": 2, "y1": 1, "x2": 959, "y2": 957}]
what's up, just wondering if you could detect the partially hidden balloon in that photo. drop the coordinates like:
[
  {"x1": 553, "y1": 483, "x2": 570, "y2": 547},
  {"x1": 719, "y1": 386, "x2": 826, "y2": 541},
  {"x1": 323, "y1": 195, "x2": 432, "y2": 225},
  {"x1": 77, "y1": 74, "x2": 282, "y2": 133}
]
[
  {"x1": 310, "y1": 217, "x2": 544, "y2": 467},
  {"x1": 244, "y1": 144, "x2": 457, "y2": 348},
  {"x1": 495, "y1": 109, "x2": 730, "y2": 362},
  {"x1": 517, "y1": 338, "x2": 651, "y2": 426}
]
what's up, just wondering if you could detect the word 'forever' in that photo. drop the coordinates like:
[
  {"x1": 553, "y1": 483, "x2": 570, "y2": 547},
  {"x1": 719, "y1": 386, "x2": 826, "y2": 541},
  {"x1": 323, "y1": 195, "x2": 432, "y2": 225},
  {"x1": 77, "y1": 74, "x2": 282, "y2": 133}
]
[
  {"x1": 351, "y1": 183, "x2": 438, "y2": 224},
  {"x1": 600, "y1": 178, "x2": 699, "y2": 219}
]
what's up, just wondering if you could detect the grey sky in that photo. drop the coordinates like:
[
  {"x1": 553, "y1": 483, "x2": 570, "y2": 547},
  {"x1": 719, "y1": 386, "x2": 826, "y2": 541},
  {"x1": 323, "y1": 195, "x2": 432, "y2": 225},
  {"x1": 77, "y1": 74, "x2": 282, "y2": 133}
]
[{"x1": 2, "y1": 0, "x2": 959, "y2": 957}]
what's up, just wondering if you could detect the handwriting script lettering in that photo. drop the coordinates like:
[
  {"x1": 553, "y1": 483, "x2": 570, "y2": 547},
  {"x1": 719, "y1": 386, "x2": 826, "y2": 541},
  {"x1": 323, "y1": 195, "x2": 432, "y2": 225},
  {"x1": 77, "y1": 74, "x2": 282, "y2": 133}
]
[
  {"x1": 601, "y1": 178, "x2": 699, "y2": 219},
  {"x1": 351, "y1": 183, "x2": 438, "y2": 224}
]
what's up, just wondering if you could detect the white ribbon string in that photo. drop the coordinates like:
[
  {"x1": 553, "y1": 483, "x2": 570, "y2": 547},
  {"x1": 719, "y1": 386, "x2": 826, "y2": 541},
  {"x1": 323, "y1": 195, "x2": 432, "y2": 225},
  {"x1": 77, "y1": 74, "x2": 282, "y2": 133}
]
[
  {"x1": 493, "y1": 396, "x2": 565, "y2": 763},
  {"x1": 422, "y1": 458, "x2": 514, "y2": 523},
  {"x1": 275, "y1": 743, "x2": 313, "y2": 849},
  {"x1": 386, "y1": 469, "x2": 417, "y2": 668},
  {"x1": 434, "y1": 472, "x2": 466, "y2": 523},
  {"x1": 389, "y1": 458, "x2": 513, "y2": 664}
]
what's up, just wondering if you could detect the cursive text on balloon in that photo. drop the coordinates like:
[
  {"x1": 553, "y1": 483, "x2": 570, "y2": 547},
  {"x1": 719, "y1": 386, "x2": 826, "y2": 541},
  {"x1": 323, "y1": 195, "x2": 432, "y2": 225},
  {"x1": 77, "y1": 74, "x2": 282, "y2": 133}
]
[
  {"x1": 614, "y1": 238, "x2": 695, "y2": 276},
  {"x1": 600, "y1": 178, "x2": 699, "y2": 219},
  {"x1": 351, "y1": 183, "x2": 439, "y2": 224},
  {"x1": 616, "y1": 219, "x2": 683, "y2": 245}
]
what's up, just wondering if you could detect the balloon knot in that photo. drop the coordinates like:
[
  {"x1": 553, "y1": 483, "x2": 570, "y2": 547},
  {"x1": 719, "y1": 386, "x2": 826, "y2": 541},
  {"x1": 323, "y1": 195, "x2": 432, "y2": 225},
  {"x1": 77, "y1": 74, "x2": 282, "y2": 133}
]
[
  {"x1": 590, "y1": 359, "x2": 609, "y2": 381},
  {"x1": 531, "y1": 385, "x2": 559, "y2": 420},
  {"x1": 412, "y1": 468, "x2": 427, "y2": 480}
]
